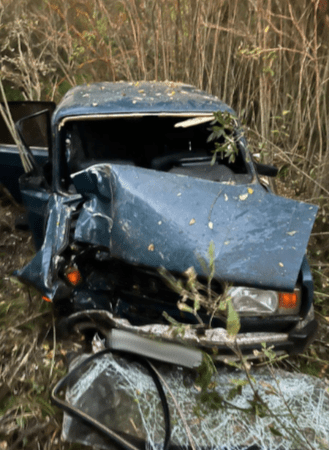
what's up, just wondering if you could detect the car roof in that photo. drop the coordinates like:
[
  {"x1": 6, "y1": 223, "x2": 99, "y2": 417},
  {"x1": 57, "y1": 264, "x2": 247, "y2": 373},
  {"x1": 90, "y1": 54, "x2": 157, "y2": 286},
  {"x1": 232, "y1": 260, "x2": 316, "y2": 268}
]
[{"x1": 52, "y1": 81, "x2": 236, "y2": 126}]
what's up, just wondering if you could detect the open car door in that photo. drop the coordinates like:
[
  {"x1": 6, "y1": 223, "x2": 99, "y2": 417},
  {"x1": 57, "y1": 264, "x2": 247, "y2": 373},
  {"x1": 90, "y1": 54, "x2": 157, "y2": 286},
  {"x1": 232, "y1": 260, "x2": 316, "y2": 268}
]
[
  {"x1": 10, "y1": 102, "x2": 55, "y2": 249},
  {"x1": 0, "y1": 102, "x2": 55, "y2": 201}
]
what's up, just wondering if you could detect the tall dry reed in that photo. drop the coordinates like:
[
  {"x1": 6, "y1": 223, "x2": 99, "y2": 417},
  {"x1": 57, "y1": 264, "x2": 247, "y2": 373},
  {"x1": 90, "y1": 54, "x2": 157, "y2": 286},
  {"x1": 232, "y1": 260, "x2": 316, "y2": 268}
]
[{"x1": 0, "y1": 0, "x2": 328, "y2": 199}]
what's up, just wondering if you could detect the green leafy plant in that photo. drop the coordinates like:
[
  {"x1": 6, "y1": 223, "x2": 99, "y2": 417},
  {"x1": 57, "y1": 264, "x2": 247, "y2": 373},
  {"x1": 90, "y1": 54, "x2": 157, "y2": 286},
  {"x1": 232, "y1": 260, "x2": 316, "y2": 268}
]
[
  {"x1": 159, "y1": 241, "x2": 240, "y2": 335},
  {"x1": 207, "y1": 111, "x2": 239, "y2": 165}
]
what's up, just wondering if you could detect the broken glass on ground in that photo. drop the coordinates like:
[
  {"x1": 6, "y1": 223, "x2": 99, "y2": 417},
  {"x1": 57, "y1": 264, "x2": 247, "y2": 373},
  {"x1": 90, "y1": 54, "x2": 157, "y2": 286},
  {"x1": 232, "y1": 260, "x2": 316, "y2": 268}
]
[{"x1": 61, "y1": 350, "x2": 329, "y2": 450}]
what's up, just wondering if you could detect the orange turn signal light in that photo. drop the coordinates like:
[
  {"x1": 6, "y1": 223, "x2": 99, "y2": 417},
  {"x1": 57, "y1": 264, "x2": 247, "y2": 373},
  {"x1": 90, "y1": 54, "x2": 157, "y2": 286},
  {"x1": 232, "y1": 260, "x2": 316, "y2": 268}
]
[
  {"x1": 279, "y1": 292, "x2": 297, "y2": 309},
  {"x1": 278, "y1": 286, "x2": 301, "y2": 315},
  {"x1": 42, "y1": 296, "x2": 52, "y2": 303},
  {"x1": 66, "y1": 268, "x2": 82, "y2": 286}
]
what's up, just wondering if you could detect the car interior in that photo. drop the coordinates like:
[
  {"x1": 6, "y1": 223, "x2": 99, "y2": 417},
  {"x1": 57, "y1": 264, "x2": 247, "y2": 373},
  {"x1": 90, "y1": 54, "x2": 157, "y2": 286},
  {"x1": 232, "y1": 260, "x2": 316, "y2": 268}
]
[{"x1": 63, "y1": 116, "x2": 253, "y2": 185}]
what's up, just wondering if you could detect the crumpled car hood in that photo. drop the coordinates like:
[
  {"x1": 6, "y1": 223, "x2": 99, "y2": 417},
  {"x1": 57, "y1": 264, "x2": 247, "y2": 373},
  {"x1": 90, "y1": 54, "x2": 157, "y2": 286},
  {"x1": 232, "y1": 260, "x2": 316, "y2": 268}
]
[{"x1": 17, "y1": 164, "x2": 318, "y2": 299}]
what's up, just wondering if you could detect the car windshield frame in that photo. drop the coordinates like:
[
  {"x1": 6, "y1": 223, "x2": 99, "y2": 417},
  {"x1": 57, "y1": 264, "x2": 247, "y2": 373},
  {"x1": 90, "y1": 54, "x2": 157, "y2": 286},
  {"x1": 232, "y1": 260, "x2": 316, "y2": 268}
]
[{"x1": 56, "y1": 112, "x2": 256, "y2": 192}]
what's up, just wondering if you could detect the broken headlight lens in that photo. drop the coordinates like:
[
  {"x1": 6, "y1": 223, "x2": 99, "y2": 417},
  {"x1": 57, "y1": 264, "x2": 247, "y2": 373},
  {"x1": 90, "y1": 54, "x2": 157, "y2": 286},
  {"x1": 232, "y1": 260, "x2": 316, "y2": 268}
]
[{"x1": 228, "y1": 286, "x2": 301, "y2": 316}]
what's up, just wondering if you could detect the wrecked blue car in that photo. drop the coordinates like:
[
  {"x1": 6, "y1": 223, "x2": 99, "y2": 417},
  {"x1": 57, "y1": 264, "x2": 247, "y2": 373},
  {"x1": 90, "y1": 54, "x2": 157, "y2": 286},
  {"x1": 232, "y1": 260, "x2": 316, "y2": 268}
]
[{"x1": 0, "y1": 81, "x2": 318, "y2": 361}]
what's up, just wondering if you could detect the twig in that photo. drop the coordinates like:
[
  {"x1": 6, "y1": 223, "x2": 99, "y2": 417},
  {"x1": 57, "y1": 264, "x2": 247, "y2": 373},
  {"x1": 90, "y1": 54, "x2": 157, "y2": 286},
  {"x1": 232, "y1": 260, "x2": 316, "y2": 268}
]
[
  {"x1": 49, "y1": 311, "x2": 56, "y2": 379},
  {"x1": 267, "y1": 360, "x2": 315, "y2": 450},
  {"x1": 8, "y1": 336, "x2": 38, "y2": 387},
  {"x1": 298, "y1": 353, "x2": 329, "y2": 366},
  {"x1": 251, "y1": 129, "x2": 329, "y2": 196},
  {"x1": 9, "y1": 311, "x2": 48, "y2": 331},
  {"x1": 233, "y1": 344, "x2": 315, "y2": 450},
  {"x1": 314, "y1": 291, "x2": 329, "y2": 298},
  {"x1": 0, "y1": 78, "x2": 33, "y2": 173},
  {"x1": 147, "y1": 361, "x2": 198, "y2": 450},
  {"x1": 8, "y1": 421, "x2": 51, "y2": 450}
]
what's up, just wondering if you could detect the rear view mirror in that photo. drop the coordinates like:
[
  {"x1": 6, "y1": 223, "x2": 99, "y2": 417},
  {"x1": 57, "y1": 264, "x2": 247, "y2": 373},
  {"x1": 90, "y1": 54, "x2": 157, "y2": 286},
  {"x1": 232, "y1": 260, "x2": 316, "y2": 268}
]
[{"x1": 255, "y1": 162, "x2": 278, "y2": 177}]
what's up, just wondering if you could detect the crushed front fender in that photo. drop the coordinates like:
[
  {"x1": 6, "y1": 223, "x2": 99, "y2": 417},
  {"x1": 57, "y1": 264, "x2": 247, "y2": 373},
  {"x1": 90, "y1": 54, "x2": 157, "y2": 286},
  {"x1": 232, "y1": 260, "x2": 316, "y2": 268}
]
[
  {"x1": 72, "y1": 163, "x2": 317, "y2": 291},
  {"x1": 16, "y1": 163, "x2": 318, "y2": 299},
  {"x1": 15, "y1": 193, "x2": 82, "y2": 299}
]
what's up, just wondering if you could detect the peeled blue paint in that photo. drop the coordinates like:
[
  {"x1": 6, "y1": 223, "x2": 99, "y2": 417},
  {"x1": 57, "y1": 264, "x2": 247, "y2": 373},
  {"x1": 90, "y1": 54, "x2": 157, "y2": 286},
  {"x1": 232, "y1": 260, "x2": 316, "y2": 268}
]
[{"x1": 16, "y1": 163, "x2": 318, "y2": 299}]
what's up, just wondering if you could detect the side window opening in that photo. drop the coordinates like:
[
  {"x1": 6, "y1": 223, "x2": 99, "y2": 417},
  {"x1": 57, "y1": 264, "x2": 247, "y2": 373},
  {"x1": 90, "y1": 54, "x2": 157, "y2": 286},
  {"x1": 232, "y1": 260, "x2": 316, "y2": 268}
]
[
  {"x1": 1, "y1": 103, "x2": 55, "y2": 191},
  {"x1": 0, "y1": 101, "x2": 55, "y2": 148}
]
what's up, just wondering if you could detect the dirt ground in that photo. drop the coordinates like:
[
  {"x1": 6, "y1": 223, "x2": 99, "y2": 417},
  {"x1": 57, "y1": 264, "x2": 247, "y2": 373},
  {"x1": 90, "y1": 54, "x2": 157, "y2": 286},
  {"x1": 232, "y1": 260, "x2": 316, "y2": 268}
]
[
  {"x1": 0, "y1": 182, "x2": 328, "y2": 450},
  {"x1": 0, "y1": 186, "x2": 89, "y2": 449}
]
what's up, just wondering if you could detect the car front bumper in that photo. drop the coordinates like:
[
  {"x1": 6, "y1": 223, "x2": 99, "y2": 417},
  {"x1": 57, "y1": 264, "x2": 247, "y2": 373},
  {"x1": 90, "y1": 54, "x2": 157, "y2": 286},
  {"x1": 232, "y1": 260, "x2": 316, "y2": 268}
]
[{"x1": 58, "y1": 309, "x2": 318, "y2": 366}]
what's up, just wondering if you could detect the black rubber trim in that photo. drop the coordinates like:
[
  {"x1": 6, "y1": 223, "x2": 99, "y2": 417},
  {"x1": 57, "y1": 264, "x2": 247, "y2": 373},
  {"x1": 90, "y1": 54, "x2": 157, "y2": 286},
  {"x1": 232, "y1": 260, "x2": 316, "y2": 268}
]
[
  {"x1": 288, "y1": 319, "x2": 318, "y2": 355},
  {"x1": 51, "y1": 349, "x2": 171, "y2": 450}
]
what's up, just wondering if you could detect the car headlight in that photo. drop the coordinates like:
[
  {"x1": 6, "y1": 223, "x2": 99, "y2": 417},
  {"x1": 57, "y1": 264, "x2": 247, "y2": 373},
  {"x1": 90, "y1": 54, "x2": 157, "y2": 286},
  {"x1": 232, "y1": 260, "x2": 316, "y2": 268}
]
[{"x1": 228, "y1": 286, "x2": 301, "y2": 316}]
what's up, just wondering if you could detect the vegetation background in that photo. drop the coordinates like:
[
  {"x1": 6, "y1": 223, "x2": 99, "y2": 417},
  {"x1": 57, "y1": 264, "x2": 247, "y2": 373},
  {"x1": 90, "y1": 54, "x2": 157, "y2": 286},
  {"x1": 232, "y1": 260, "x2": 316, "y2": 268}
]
[{"x1": 0, "y1": 0, "x2": 329, "y2": 448}]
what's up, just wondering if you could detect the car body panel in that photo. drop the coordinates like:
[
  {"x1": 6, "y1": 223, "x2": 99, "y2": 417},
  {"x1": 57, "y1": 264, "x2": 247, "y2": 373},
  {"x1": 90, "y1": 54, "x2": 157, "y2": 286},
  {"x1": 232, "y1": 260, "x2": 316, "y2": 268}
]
[
  {"x1": 52, "y1": 81, "x2": 236, "y2": 127},
  {"x1": 75, "y1": 163, "x2": 317, "y2": 291},
  {"x1": 16, "y1": 162, "x2": 317, "y2": 300}
]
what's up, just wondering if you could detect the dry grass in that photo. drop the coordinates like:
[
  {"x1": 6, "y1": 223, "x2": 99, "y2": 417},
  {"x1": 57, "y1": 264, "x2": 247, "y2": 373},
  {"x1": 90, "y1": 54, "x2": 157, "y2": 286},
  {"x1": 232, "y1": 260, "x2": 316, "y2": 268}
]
[
  {"x1": 0, "y1": 187, "x2": 88, "y2": 449},
  {"x1": 0, "y1": 0, "x2": 329, "y2": 447},
  {"x1": 0, "y1": 0, "x2": 328, "y2": 203}
]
